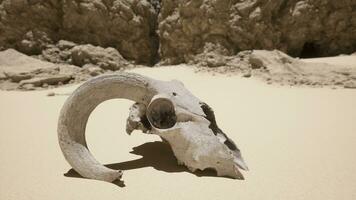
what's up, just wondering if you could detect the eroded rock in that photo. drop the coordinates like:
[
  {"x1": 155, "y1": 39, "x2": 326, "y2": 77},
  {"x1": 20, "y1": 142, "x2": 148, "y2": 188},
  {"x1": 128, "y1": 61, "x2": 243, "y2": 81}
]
[
  {"x1": 3, "y1": 72, "x2": 32, "y2": 82},
  {"x1": 195, "y1": 49, "x2": 356, "y2": 88},
  {"x1": 40, "y1": 40, "x2": 76, "y2": 64},
  {"x1": 0, "y1": 49, "x2": 84, "y2": 90},
  {"x1": 19, "y1": 75, "x2": 72, "y2": 87},
  {"x1": 0, "y1": 1, "x2": 60, "y2": 54},
  {"x1": 158, "y1": 0, "x2": 356, "y2": 64},
  {"x1": 62, "y1": 0, "x2": 158, "y2": 64},
  {"x1": 57, "y1": 40, "x2": 77, "y2": 50},
  {"x1": 0, "y1": 0, "x2": 158, "y2": 64},
  {"x1": 0, "y1": 49, "x2": 57, "y2": 76},
  {"x1": 20, "y1": 83, "x2": 36, "y2": 90},
  {"x1": 17, "y1": 30, "x2": 53, "y2": 55},
  {"x1": 0, "y1": 71, "x2": 6, "y2": 80},
  {"x1": 82, "y1": 64, "x2": 104, "y2": 77},
  {"x1": 71, "y1": 44, "x2": 129, "y2": 70}
]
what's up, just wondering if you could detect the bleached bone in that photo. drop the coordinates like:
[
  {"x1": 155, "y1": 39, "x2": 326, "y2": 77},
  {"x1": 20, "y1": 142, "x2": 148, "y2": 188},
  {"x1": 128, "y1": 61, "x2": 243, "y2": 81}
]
[{"x1": 58, "y1": 73, "x2": 248, "y2": 182}]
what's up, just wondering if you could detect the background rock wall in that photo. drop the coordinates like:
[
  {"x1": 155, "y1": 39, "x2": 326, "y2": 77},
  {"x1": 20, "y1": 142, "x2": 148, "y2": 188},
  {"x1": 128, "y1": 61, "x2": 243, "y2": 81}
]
[
  {"x1": 158, "y1": 0, "x2": 356, "y2": 63},
  {"x1": 61, "y1": 0, "x2": 158, "y2": 64},
  {"x1": 0, "y1": 0, "x2": 158, "y2": 64},
  {"x1": 0, "y1": 0, "x2": 62, "y2": 54},
  {"x1": 1, "y1": 0, "x2": 356, "y2": 65}
]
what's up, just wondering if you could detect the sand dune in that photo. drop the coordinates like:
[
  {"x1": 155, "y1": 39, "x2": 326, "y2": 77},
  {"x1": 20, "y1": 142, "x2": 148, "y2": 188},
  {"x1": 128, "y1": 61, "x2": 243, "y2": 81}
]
[{"x1": 1, "y1": 65, "x2": 356, "y2": 199}]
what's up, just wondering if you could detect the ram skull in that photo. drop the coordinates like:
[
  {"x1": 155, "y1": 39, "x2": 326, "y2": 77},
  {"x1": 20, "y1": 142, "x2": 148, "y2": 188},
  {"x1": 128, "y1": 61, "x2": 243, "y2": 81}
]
[{"x1": 58, "y1": 73, "x2": 248, "y2": 182}]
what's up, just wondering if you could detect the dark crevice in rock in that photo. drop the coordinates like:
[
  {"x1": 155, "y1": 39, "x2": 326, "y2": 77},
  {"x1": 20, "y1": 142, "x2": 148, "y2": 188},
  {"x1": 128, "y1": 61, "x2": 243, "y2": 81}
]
[
  {"x1": 300, "y1": 42, "x2": 320, "y2": 58},
  {"x1": 148, "y1": 0, "x2": 162, "y2": 65},
  {"x1": 150, "y1": 0, "x2": 161, "y2": 13},
  {"x1": 56, "y1": 0, "x2": 65, "y2": 41}
]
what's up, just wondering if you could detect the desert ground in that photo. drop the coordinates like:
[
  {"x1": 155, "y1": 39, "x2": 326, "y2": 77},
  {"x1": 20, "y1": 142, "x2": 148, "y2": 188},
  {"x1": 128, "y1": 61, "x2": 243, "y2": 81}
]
[
  {"x1": 1, "y1": 56, "x2": 356, "y2": 199},
  {"x1": 1, "y1": 1, "x2": 356, "y2": 199}
]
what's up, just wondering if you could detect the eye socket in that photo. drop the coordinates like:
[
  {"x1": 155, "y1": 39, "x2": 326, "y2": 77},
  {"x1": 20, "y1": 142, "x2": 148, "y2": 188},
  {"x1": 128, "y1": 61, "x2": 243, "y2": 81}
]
[{"x1": 147, "y1": 98, "x2": 177, "y2": 129}]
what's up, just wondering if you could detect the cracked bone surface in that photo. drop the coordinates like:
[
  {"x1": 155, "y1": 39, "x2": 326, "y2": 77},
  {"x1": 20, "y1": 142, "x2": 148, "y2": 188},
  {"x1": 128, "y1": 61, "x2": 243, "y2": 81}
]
[{"x1": 58, "y1": 72, "x2": 248, "y2": 182}]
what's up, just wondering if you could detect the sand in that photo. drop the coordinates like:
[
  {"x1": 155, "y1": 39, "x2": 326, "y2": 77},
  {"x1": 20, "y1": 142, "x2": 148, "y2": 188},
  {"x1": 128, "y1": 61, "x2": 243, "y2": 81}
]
[
  {"x1": 303, "y1": 55, "x2": 356, "y2": 68},
  {"x1": 1, "y1": 62, "x2": 356, "y2": 199}
]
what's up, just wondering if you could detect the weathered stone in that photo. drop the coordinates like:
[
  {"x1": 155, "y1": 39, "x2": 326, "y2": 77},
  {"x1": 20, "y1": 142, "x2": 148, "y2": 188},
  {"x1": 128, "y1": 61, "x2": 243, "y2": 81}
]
[
  {"x1": 249, "y1": 56, "x2": 264, "y2": 69},
  {"x1": 20, "y1": 83, "x2": 36, "y2": 90},
  {"x1": 0, "y1": 49, "x2": 57, "y2": 75},
  {"x1": 61, "y1": 0, "x2": 158, "y2": 64},
  {"x1": 0, "y1": 1, "x2": 60, "y2": 54},
  {"x1": 4, "y1": 72, "x2": 32, "y2": 82},
  {"x1": 0, "y1": 0, "x2": 158, "y2": 64},
  {"x1": 0, "y1": 71, "x2": 6, "y2": 80},
  {"x1": 71, "y1": 44, "x2": 128, "y2": 70},
  {"x1": 242, "y1": 73, "x2": 252, "y2": 78},
  {"x1": 57, "y1": 40, "x2": 77, "y2": 50},
  {"x1": 82, "y1": 64, "x2": 103, "y2": 77},
  {"x1": 344, "y1": 81, "x2": 356, "y2": 89},
  {"x1": 41, "y1": 44, "x2": 74, "y2": 64},
  {"x1": 47, "y1": 92, "x2": 56, "y2": 96},
  {"x1": 198, "y1": 49, "x2": 356, "y2": 89},
  {"x1": 58, "y1": 64, "x2": 81, "y2": 75},
  {"x1": 17, "y1": 30, "x2": 52, "y2": 55},
  {"x1": 1, "y1": 0, "x2": 356, "y2": 64},
  {"x1": 41, "y1": 46, "x2": 62, "y2": 63},
  {"x1": 19, "y1": 75, "x2": 72, "y2": 87},
  {"x1": 158, "y1": 0, "x2": 356, "y2": 64}
]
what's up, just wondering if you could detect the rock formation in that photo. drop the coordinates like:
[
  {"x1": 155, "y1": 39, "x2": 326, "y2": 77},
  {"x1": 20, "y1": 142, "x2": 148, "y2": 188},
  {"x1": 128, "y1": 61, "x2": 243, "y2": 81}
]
[
  {"x1": 0, "y1": 0, "x2": 158, "y2": 64},
  {"x1": 0, "y1": 49, "x2": 86, "y2": 90},
  {"x1": 194, "y1": 49, "x2": 356, "y2": 88},
  {"x1": 1, "y1": 0, "x2": 356, "y2": 64},
  {"x1": 1, "y1": 0, "x2": 356, "y2": 90},
  {"x1": 158, "y1": 0, "x2": 356, "y2": 64}
]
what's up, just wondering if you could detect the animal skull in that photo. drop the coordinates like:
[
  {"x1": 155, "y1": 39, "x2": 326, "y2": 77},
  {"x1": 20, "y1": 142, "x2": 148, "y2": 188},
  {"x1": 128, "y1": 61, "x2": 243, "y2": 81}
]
[{"x1": 58, "y1": 73, "x2": 248, "y2": 183}]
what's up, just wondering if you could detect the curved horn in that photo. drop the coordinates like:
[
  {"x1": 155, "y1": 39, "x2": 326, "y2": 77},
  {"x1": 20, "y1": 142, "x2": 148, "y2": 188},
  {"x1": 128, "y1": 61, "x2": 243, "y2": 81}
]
[{"x1": 58, "y1": 73, "x2": 157, "y2": 182}]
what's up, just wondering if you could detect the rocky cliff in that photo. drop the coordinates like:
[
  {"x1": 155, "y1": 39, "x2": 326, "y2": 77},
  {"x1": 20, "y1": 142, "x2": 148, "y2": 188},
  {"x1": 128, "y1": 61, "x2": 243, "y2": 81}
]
[
  {"x1": 1, "y1": 0, "x2": 356, "y2": 64},
  {"x1": 0, "y1": 0, "x2": 158, "y2": 64},
  {"x1": 158, "y1": 0, "x2": 356, "y2": 63}
]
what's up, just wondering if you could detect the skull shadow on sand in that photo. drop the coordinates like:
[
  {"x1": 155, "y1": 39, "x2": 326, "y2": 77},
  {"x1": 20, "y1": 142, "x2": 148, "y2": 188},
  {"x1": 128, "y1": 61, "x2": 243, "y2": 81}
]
[{"x1": 64, "y1": 141, "x2": 239, "y2": 187}]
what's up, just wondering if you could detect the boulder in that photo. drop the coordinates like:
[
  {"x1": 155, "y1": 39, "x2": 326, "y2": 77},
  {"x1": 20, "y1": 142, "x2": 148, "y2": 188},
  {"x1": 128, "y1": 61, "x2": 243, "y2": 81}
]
[
  {"x1": 0, "y1": 71, "x2": 6, "y2": 80},
  {"x1": 58, "y1": 64, "x2": 81, "y2": 75},
  {"x1": 57, "y1": 40, "x2": 76, "y2": 50},
  {"x1": 82, "y1": 64, "x2": 104, "y2": 77},
  {"x1": 0, "y1": 49, "x2": 83, "y2": 90},
  {"x1": 71, "y1": 44, "x2": 128, "y2": 70},
  {"x1": 40, "y1": 41, "x2": 77, "y2": 64},
  {"x1": 0, "y1": 49, "x2": 57, "y2": 80},
  {"x1": 19, "y1": 75, "x2": 72, "y2": 87},
  {"x1": 3, "y1": 72, "x2": 32, "y2": 82}
]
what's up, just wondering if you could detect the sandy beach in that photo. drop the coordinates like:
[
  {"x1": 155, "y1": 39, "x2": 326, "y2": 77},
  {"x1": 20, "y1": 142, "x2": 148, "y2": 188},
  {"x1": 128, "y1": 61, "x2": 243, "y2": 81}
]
[{"x1": 1, "y1": 62, "x2": 356, "y2": 199}]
